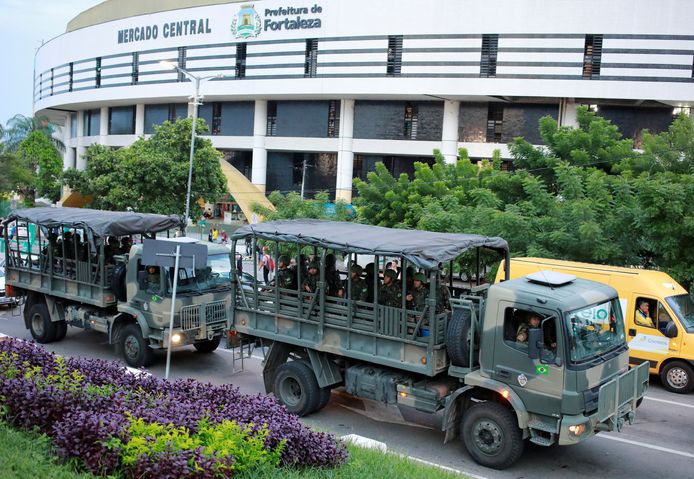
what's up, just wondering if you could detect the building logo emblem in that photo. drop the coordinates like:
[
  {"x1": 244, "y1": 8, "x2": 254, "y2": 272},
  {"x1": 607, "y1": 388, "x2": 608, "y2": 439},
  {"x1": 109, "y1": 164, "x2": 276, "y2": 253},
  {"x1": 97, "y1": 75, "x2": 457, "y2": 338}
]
[{"x1": 231, "y1": 4, "x2": 261, "y2": 39}]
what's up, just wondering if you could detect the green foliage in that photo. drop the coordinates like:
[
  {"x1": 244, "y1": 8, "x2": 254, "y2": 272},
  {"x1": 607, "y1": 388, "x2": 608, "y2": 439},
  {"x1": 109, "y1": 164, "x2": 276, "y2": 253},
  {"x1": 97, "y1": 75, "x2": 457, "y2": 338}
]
[
  {"x1": 254, "y1": 191, "x2": 354, "y2": 222},
  {"x1": 64, "y1": 118, "x2": 227, "y2": 215},
  {"x1": 3, "y1": 114, "x2": 65, "y2": 153}
]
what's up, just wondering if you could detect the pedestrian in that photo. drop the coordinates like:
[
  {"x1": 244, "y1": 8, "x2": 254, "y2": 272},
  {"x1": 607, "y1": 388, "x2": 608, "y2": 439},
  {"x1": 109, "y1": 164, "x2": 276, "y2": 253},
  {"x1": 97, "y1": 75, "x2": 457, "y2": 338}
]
[
  {"x1": 236, "y1": 252, "x2": 243, "y2": 277},
  {"x1": 245, "y1": 237, "x2": 252, "y2": 256},
  {"x1": 259, "y1": 246, "x2": 273, "y2": 285},
  {"x1": 221, "y1": 230, "x2": 228, "y2": 245},
  {"x1": 211, "y1": 226, "x2": 219, "y2": 243},
  {"x1": 208, "y1": 228, "x2": 213, "y2": 242}
]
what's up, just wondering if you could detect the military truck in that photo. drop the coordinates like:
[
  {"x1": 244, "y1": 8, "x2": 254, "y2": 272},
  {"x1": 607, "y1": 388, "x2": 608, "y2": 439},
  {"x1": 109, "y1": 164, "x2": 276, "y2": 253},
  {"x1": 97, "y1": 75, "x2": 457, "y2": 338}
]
[
  {"x1": 2, "y1": 208, "x2": 232, "y2": 367},
  {"x1": 229, "y1": 220, "x2": 649, "y2": 469}
]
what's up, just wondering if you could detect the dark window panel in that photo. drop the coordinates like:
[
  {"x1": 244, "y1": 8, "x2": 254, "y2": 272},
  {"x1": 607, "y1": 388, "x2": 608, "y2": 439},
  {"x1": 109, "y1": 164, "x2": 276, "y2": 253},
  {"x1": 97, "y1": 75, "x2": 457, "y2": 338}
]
[
  {"x1": 109, "y1": 106, "x2": 135, "y2": 135},
  {"x1": 480, "y1": 34, "x2": 499, "y2": 78},
  {"x1": 386, "y1": 35, "x2": 403, "y2": 76},
  {"x1": 583, "y1": 34, "x2": 603, "y2": 79},
  {"x1": 95, "y1": 57, "x2": 101, "y2": 88},
  {"x1": 266, "y1": 101, "x2": 277, "y2": 136},
  {"x1": 304, "y1": 38, "x2": 318, "y2": 77},
  {"x1": 486, "y1": 103, "x2": 504, "y2": 143},
  {"x1": 83, "y1": 109, "x2": 100, "y2": 136},
  {"x1": 236, "y1": 43, "x2": 247, "y2": 79},
  {"x1": 327, "y1": 100, "x2": 340, "y2": 137},
  {"x1": 132, "y1": 52, "x2": 139, "y2": 85},
  {"x1": 177, "y1": 47, "x2": 187, "y2": 82}
]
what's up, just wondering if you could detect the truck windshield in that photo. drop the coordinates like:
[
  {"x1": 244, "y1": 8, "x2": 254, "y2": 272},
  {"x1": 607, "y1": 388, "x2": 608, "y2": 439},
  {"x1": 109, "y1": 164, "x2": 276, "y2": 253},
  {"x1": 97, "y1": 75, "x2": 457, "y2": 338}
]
[
  {"x1": 565, "y1": 298, "x2": 626, "y2": 363},
  {"x1": 167, "y1": 254, "x2": 232, "y2": 295},
  {"x1": 666, "y1": 294, "x2": 694, "y2": 333}
]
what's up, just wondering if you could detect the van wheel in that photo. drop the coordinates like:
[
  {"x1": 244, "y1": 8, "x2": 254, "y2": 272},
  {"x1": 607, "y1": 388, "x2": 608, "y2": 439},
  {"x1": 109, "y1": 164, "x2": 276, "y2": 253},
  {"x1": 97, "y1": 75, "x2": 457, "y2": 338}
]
[
  {"x1": 55, "y1": 321, "x2": 68, "y2": 341},
  {"x1": 194, "y1": 336, "x2": 221, "y2": 353},
  {"x1": 118, "y1": 323, "x2": 153, "y2": 368},
  {"x1": 27, "y1": 303, "x2": 57, "y2": 343},
  {"x1": 446, "y1": 308, "x2": 473, "y2": 367},
  {"x1": 660, "y1": 361, "x2": 694, "y2": 394},
  {"x1": 273, "y1": 360, "x2": 321, "y2": 417},
  {"x1": 461, "y1": 402, "x2": 524, "y2": 470}
]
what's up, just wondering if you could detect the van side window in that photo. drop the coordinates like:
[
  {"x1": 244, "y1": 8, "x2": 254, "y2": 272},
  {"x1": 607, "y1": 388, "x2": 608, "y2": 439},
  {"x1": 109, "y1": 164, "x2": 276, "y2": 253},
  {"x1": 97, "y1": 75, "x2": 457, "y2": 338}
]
[
  {"x1": 656, "y1": 302, "x2": 674, "y2": 335},
  {"x1": 503, "y1": 307, "x2": 557, "y2": 355},
  {"x1": 634, "y1": 297, "x2": 657, "y2": 329}
]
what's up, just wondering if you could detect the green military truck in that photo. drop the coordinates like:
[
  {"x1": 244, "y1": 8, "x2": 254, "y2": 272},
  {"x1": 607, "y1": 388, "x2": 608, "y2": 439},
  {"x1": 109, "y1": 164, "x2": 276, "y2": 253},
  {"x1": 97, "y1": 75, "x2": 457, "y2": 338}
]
[
  {"x1": 2, "y1": 208, "x2": 232, "y2": 367},
  {"x1": 229, "y1": 220, "x2": 649, "y2": 469}
]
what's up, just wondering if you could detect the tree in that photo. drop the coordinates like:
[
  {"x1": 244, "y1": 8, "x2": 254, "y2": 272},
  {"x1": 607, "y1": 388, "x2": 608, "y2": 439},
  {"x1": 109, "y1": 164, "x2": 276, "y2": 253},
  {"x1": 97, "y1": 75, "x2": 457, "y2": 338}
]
[
  {"x1": 64, "y1": 118, "x2": 227, "y2": 215},
  {"x1": 3, "y1": 114, "x2": 65, "y2": 153},
  {"x1": 253, "y1": 191, "x2": 354, "y2": 222}
]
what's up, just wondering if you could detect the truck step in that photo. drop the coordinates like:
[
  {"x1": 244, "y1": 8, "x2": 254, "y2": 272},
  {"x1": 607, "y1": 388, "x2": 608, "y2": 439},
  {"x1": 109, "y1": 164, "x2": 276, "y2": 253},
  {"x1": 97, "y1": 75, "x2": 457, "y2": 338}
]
[
  {"x1": 529, "y1": 431, "x2": 556, "y2": 447},
  {"x1": 527, "y1": 417, "x2": 559, "y2": 433}
]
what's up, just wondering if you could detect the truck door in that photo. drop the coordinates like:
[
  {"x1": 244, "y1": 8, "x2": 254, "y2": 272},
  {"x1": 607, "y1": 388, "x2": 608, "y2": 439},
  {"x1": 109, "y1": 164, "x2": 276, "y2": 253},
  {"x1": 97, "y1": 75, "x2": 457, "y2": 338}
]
[
  {"x1": 628, "y1": 295, "x2": 678, "y2": 371},
  {"x1": 494, "y1": 302, "x2": 564, "y2": 411}
]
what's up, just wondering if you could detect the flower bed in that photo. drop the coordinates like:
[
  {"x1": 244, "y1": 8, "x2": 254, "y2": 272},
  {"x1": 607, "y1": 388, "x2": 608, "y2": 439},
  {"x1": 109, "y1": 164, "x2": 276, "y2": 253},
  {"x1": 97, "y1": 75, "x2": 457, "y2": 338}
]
[{"x1": 0, "y1": 338, "x2": 347, "y2": 478}]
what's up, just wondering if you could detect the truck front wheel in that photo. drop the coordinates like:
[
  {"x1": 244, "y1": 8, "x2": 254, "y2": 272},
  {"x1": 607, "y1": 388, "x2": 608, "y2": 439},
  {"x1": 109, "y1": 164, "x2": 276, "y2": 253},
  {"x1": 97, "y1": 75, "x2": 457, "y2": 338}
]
[
  {"x1": 273, "y1": 360, "x2": 321, "y2": 417},
  {"x1": 461, "y1": 402, "x2": 524, "y2": 470},
  {"x1": 118, "y1": 323, "x2": 154, "y2": 368},
  {"x1": 27, "y1": 303, "x2": 57, "y2": 343},
  {"x1": 660, "y1": 361, "x2": 694, "y2": 394},
  {"x1": 193, "y1": 336, "x2": 221, "y2": 353}
]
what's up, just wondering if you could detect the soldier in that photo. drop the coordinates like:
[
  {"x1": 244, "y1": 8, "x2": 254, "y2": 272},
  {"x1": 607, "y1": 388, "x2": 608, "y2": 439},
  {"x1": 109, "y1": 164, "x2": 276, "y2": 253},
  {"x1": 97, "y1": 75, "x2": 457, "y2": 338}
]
[
  {"x1": 436, "y1": 270, "x2": 451, "y2": 313},
  {"x1": 274, "y1": 255, "x2": 297, "y2": 290},
  {"x1": 516, "y1": 314, "x2": 541, "y2": 344},
  {"x1": 325, "y1": 253, "x2": 344, "y2": 297},
  {"x1": 349, "y1": 264, "x2": 369, "y2": 302},
  {"x1": 406, "y1": 272, "x2": 429, "y2": 312},
  {"x1": 364, "y1": 263, "x2": 380, "y2": 302},
  {"x1": 146, "y1": 266, "x2": 161, "y2": 292},
  {"x1": 378, "y1": 269, "x2": 402, "y2": 307},
  {"x1": 119, "y1": 236, "x2": 133, "y2": 255},
  {"x1": 303, "y1": 261, "x2": 320, "y2": 293}
]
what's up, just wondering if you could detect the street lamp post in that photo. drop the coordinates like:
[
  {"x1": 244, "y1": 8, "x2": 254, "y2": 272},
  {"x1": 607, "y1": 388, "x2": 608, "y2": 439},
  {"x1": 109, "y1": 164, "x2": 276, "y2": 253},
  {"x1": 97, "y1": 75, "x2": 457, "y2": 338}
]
[{"x1": 160, "y1": 61, "x2": 223, "y2": 231}]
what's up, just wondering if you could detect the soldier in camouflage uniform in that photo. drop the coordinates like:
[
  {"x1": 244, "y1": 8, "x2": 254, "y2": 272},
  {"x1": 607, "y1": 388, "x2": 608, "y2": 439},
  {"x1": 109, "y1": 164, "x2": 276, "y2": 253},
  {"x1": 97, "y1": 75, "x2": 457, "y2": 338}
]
[
  {"x1": 325, "y1": 253, "x2": 344, "y2": 297},
  {"x1": 378, "y1": 269, "x2": 402, "y2": 307},
  {"x1": 274, "y1": 255, "x2": 297, "y2": 290},
  {"x1": 302, "y1": 261, "x2": 320, "y2": 293},
  {"x1": 406, "y1": 272, "x2": 429, "y2": 312},
  {"x1": 363, "y1": 263, "x2": 380, "y2": 302},
  {"x1": 436, "y1": 271, "x2": 451, "y2": 313},
  {"x1": 348, "y1": 264, "x2": 369, "y2": 302},
  {"x1": 516, "y1": 314, "x2": 541, "y2": 344}
]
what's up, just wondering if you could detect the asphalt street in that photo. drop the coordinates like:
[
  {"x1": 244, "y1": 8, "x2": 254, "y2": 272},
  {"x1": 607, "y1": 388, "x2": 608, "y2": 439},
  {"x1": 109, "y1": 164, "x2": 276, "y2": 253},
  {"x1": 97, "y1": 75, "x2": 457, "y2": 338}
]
[{"x1": 0, "y1": 305, "x2": 692, "y2": 479}]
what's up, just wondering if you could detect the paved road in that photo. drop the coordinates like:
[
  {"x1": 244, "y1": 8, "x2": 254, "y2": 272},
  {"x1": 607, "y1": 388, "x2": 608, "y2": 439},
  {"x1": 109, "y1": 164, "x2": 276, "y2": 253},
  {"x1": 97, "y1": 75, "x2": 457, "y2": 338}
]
[{"x1": 1, "y1": 306, "x2": 693, "y2": 479}]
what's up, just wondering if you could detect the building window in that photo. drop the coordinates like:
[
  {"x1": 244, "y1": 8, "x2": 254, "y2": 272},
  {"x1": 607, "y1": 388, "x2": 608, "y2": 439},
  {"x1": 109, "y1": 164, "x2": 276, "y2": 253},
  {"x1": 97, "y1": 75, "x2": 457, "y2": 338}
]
[
  {"x1": 304, "y1": 38, "x2": 318, "y2": 77},
  {"x1": 177, "y1": 47, "x2": 187, "y2": 82},
  {"x1": 404, "y1": 103, "x2": 418, "y2": 139},
  {"x1": 83, "y1": 109, "x2": 100, "y2": 136},
  {"x1": 386, "y1": 35, "x2": 403, "y2": 76},
  {"x1": 486, "y1": 104, "x2": 504, "y2": 143},
  {"x1": 211, "y1": 102, "x2": 222, "y2": 135},
  {"x1": 582, "y1": 34, "x2": 603, "y2": 79},
  {"x1": 327, "y1": 100, "x2": 340, "y2": 137},
  {"x1": 480, "y1": 34, "x2": 499, "y2": 78},
  {"x1": 266, "y1": 101, "x2": 277, "y2": 136},
  {"x1": 673, "y1": 106, "x2": 691, "y2": 117},
  {"x1": 132, "y1": 52, "x2": 139, "y2": 85},
  {"x1": 95, "y1": 57, "x2": 102, "y2": 88},
  {"x1": 109, "y1": 106, "x2": 136, "y2": 135},
  {"x1": 50, "y1": 68, "x2": 54, "y2": 96},
  {"x1": 70, "y1": 114, "x2": 78, "y2": 138},
  {"x1": 68, "y1": 62, "x2": 74, "y2": 92},
  {"x1": 235, "y1": 43, "x2": 247, "y2": 79}
]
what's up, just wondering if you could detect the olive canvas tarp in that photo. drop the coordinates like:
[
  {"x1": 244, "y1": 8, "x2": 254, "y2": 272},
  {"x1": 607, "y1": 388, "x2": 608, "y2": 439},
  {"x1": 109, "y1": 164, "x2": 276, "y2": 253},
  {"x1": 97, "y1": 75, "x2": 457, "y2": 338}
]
[
  {"x1": 3, "y1": 207, "x2": 184, "y2": 237},
  {"x1": 232, "y1": 219, "x2": 509, "y2": 269}
]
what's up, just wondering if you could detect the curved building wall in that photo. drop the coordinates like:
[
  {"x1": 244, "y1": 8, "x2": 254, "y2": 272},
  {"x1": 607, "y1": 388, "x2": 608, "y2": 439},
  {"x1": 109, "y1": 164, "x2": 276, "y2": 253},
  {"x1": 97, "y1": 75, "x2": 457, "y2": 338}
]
[{"x1": 35, "y1": 0, "x2": 694, "y2": 203}]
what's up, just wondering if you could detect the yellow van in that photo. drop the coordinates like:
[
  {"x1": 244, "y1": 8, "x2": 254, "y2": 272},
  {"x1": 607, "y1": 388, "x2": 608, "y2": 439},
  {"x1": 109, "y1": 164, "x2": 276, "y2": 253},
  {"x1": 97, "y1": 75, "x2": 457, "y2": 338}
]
[{"x1": 495, "y1": 258, "x2": 694, "y2": 394}]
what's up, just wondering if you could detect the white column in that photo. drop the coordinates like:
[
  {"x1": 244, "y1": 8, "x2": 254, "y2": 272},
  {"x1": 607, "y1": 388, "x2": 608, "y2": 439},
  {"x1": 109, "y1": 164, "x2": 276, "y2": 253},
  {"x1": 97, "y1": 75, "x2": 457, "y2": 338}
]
[
  {"x1": 63, "y1": 115, "x2": 74, "y2": 170},
  {"x1": 135, "y1": 103, "x2": 145, "y2": 136},
  {"x1": 335, "y1": 99, "x2": 355, "y2": 203},
  {"x1": 441, "y1": 100, "x2": 460, "y2": 164},
  {"x1": 251, "y1": 100, "x2": 268, "y2": 192},
  {"x1": 75, "y1": 110, "x2": 87, "y2": 171},
  {"x1": 558, "y1": 99, "x2": 579, "y2": 128},
  {"x1": 99, "y1": 106, "x2": 109, "y2": 144}
]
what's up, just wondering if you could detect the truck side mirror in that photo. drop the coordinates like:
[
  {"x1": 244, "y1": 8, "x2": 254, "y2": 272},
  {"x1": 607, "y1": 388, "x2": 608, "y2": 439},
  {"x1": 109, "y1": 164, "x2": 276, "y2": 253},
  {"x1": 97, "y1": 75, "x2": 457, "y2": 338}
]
[
  {"x1": 665, "y1": 321, "x2": 678, "y2": 338},
  {"x1": 528, "y1": 328, "x2": 544, "y2": 360}
]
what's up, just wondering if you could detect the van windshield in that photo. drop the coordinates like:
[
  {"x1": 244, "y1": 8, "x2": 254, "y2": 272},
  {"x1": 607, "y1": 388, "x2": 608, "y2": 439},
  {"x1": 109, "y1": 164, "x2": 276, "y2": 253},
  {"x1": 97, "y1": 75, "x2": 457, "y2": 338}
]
[
  {"x1": 666, "y1": 294, "x2": 694, "y2": 333},
  {"x1": 565, "y1": 298, "x2": 626, "y2": 363}
]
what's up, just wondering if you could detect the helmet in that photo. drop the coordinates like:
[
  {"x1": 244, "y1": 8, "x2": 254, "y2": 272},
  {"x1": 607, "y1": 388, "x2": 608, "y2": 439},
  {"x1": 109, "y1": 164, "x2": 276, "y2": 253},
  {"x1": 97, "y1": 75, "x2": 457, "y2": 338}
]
[
  {"x1": 384, "y1": 269, "x2": 397, "y2": 279},
  {"x1": 413, "y1": 272, "x2": 426, "y2": 282},
  {"x1": 364, "y1": 263, "x2": 375, "y2": 276},
  {"x1": 278, "y1": 255, "x2": 289, "y2": 266},
  {"x1": 308, "y1": 261, "x2": 319, "y2": 270},
  {"x1": 351, "y1": 264, "x2": 363, "y2": 276}
]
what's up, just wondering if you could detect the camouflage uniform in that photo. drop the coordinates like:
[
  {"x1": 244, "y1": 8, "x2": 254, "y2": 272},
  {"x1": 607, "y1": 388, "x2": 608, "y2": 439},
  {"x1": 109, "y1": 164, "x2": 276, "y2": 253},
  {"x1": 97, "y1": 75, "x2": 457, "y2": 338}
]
[
  {"x1": 303, "y1": 262, "x2": 320, "y2": 293},
  {"x1": 378, "y1": 269, "x2": 402, "y2": 307},
  {"x1": 436, "y1": 281, "x2": 451, "y2": 313},
  {"x1": 275, "y1": 256, "x2": 297, "y2": 290},
  {"x1": 408, "y1": 273, "x2": 429, "y2": 312},
  {"x1": 349, "y1": 265, "x2": 369, "y2": 302}
]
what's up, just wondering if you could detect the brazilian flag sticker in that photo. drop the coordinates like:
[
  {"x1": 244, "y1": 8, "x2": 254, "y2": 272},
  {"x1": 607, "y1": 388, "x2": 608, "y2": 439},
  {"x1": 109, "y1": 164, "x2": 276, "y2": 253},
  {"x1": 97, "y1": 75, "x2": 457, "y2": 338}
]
[{"x1": 535, "y1": 365, "x2": 549, "y2": 375}]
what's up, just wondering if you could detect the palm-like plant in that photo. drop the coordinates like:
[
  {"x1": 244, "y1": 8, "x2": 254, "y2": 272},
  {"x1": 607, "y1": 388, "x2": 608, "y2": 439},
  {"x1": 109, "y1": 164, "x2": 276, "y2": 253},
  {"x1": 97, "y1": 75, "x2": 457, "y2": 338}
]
[{"x1": 3, "y1": 114, "x2": 65, "y2": 153}]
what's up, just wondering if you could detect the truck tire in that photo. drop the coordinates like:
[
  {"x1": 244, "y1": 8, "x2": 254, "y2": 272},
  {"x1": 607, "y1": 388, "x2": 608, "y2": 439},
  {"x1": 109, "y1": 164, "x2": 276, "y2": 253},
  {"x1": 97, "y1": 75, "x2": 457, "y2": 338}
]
[
  {"x1": 27, "y1": 303, "x2": 57, "y2": 343},
  {"x1": 55, "y1": 321, "x2": 68, "y2": 341},
  {"x1": 273, "y1": 360, "x2": 321, "y2": 417},
  {"x1": 461, "y1": 401, "x2": 524, "y2": 470},
  {"x1": 316, "y1": 386, "x2": 332, "y2": 411},
  {"x1": 111, "y1": 264, "x2": 127, "y2": 302},
  {"x1": 118, "y1": 323, "x2": 154, "y2": 368},
  {"x1": 446, "y1": 308, "x2": 473, "y2": 367},
  {"x1": 660, "y1": 361, "x2": 694, "y2": 394},
  {"x1": 193, "y1": 336, "x2": 221, "y2": 353}
]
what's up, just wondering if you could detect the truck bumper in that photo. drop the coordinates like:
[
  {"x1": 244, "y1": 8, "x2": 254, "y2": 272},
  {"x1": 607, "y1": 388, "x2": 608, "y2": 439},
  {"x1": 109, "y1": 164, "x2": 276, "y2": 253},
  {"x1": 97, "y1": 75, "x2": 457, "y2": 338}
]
[{"x1": 558, "y1": 362, "x2": 649, "y2": 445}]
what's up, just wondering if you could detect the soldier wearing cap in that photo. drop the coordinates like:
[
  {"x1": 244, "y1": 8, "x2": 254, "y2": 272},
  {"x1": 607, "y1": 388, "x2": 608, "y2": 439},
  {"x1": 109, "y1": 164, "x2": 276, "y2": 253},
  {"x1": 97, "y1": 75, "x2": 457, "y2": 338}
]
[
  {"x1": 406, "y1": 272, "x2": 429, "y2": 312},
  {"x1": 303, "y1": 261, "x2": 320, "y2": 293},
  {"x1": 379, "y1": 269, "x2": 402, "y2": 307},
  {"x1": 349, "y1": 264, "x2": 369, "y2": 302},
  {"x1": 274, "y1": 255, "x2": 297, "y2": 290}
]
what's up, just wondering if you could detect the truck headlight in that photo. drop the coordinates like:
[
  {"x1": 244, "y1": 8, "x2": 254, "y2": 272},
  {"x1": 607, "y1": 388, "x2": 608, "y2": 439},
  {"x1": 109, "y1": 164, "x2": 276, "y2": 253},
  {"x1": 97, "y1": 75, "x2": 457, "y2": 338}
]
[
  {"x1": 568, "y1": 423, "x2": 587, "y2": 436},
  {"x1": 171, "y1": 333, "x2": 182, "y2": 344}
]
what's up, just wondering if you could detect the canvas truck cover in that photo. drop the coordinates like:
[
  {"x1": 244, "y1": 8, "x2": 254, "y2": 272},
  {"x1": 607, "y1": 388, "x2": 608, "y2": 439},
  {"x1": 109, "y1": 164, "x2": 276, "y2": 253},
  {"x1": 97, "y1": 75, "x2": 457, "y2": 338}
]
[
  {"x1": 3, "y1": 207, "x2": 184, "y2": 237},
  {"x1": 231, "y1": 219, "x2": 509, "y2": 270}
]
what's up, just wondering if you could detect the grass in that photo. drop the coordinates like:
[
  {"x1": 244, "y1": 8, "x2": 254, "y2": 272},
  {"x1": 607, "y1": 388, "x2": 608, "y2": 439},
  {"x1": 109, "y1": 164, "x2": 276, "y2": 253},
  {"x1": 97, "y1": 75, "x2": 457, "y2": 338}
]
[{"x1": 0, "y1": 422, "x2": 465, "y2": 479}]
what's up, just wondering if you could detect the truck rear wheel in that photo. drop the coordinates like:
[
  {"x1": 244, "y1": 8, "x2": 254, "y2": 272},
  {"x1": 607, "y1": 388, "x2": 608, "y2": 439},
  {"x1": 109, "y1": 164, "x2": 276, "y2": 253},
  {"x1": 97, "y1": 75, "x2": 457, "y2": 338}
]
[
  {"x1": 316, "y1": 386, "x2": 332, "y2": 411},
  {"x1": 446, "y1": 308, "x2": 473, "y2": 367},
  {"x1": 461, "y1": 402, "x2": 524, "y2": 470},
  {"x1": 118, "y1": 323, "x2": 154, "y2": 368},
  {"x1": 27, "y1": 303, "x2": 57, "y2": 343},
  {"x1": 193, "y1": 336, "x2": 221, "y2": 353},
  {"x1": 273, "y1": 360, "x2": 321, "y2": 417},
  {"x1": 660, "y1": 361, "x2": 694, "y2": 394},
  {"x1": 55, "y1": 321, "x2": 68, "y2": 341}
]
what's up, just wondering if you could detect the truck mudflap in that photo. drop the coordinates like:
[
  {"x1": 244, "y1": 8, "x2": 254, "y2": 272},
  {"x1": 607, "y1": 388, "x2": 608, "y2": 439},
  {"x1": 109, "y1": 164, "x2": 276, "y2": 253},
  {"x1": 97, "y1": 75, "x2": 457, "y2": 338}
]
[{"x1": 597, "y1": 361, "x2": 649, "y2": 431}]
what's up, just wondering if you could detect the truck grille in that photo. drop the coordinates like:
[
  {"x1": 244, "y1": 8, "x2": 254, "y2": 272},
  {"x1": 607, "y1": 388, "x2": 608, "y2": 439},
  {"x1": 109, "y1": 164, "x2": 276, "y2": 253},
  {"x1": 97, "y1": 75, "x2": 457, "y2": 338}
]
[{"x1": 180, "y1": 301, "x2": 227, "y2": 331}]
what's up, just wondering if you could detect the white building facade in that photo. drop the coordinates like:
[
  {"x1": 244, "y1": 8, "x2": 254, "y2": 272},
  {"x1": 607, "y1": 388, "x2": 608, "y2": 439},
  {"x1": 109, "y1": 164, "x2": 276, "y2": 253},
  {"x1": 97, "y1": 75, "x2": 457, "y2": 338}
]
[{"x1": 35, "y1": 0, "x2": 694, "y2": 202}]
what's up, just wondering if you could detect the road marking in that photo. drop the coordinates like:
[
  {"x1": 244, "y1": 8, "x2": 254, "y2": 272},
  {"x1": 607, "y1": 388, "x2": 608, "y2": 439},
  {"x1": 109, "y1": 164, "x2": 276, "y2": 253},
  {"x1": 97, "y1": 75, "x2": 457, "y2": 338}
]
[
  {"x1": 645, "y1": 396, "x2": 694, "y2": 409},
  {"x1": 597, "y1": 434, "x2": 694, "y2": 459}
]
